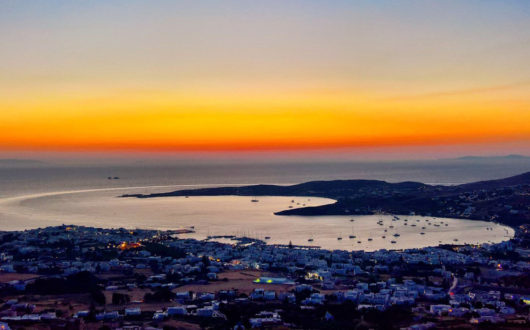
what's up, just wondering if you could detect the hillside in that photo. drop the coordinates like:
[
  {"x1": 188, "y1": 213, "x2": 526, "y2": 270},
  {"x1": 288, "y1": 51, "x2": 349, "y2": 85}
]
[{"x1": 123, "y1": 172, "x2": 530, "y2": 227}]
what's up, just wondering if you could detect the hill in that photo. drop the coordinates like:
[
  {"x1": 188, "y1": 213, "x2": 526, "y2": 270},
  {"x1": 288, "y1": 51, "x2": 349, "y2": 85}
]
[
  {"x1": 123, "y1": 172, "x2": 530, "y2": 227},
  {"x1": 450, "y1": 154, "x2": 530, "y2": 161},
  {"x1": 0, "y1": 159, "x2": 46, "y2": 167}
]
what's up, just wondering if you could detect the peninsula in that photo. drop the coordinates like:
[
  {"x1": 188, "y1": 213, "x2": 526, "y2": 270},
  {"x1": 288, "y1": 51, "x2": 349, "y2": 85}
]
[{"x1": 123, "y1": 172, "x2": 530, "y2": 227}]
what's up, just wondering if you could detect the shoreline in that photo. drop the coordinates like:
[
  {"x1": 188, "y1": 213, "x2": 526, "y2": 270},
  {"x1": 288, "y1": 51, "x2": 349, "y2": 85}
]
[
  {"x1": 0, "y1": 217, "x2": 513, "y2": 254},
  {"x1": 122, "y1": 171, "x2": 530, "y2": 228},
  {"x1": 0, "y1": 190, "x2": 514, "y2": 251},
  {"x1": 0, "y1": 223, "x2": 516, "y2": 254}
]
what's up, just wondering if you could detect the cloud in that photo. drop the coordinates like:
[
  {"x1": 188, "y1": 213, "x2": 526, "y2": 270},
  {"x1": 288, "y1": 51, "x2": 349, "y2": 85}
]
[{"x1": 384, "y1": 81, "x2": 530, "y2": 101}]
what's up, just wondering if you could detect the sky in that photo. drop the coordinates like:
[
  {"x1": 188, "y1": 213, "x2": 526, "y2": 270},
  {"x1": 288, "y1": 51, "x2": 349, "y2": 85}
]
[{"x1": 1, "y1": 0, "x2": 529, "y2": 158}]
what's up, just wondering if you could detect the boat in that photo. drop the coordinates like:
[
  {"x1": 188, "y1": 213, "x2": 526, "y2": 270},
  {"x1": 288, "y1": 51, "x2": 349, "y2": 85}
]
[
  {"x1": 391, "y1": 240, "x2": 397, "y2": 244},
  {"x1": 393, "y1": 233, "x2": 400, "y2": 237},
  {"x1": 337, "y1": 237, "x2": 342, "y2": 240},
  {"x1": 349, "y1": 235, "x2": 356, "y2": 239},
  {"x1": 367, "y1": 238, "x2": 373, "y2": 241}
]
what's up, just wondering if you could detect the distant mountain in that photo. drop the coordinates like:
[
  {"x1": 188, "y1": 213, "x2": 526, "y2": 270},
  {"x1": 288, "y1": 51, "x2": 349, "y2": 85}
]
[
  {"x1": 0, "y1": 159, "x2": 46, "y2": 167},
  {"x1": 123, "y1": 171, "x2": 530, "y2": 227},
  {"x1": 457, "y1": 171, "x2": 530, "y2": 190},
  {"x1": 450, "y1": 154, "x2": 530, "y2": 161}
]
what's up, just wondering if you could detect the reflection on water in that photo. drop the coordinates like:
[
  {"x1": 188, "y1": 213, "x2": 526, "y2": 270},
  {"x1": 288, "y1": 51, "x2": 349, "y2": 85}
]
[{"x1": 0, "y1": 187, "x2": 514, "y2": 251}]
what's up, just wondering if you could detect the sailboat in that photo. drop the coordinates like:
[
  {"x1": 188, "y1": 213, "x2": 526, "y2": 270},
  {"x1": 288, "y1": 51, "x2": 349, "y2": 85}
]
[{"x1": 349, "y1": 226, "x2": 356, "y2": 239}]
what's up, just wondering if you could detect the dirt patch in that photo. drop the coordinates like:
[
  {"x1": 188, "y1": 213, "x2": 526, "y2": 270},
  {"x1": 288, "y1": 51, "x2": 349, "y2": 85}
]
[
  {"x1": 177, "y1": 270, "x2": 295, "y2": 295},
  {"x1": 0, "y1": 273, "x2": 40, "y2": 283},
  {"x1": 103, "y1": 287, "x2": 151, "y2": 303},
  {"x1": 217, "y1": 270, "x2": 262, "y2": 280},
  {"x1": 5, "y1": 293, "x2": 92, "y2": 315}
]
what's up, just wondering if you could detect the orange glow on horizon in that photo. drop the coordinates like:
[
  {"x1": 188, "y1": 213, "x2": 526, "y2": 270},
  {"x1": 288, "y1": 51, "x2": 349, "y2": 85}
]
[{"x1": 1, "y1": 85, "x2": 529, "y2": 152}]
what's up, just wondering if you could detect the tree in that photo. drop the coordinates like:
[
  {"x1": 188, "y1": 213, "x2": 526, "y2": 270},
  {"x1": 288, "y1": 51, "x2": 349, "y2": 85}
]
[
  {"x1": 91, "y1": 289, "x2": 106, "y2": 305},
  {"x1": 112, "y1": 292, "x2": 130, "y2": 305},
  {"x1": 144, "y1": 287, "x2": 174, "y2": 303},
  {"x1": 202, "y1": 255, "x2": 211, "y2": 268}
]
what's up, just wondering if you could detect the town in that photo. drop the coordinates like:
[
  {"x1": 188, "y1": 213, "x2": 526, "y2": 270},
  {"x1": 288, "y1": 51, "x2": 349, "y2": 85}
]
[{"x1": 1, "y1": 224, "x2": 530, "y2": 329}]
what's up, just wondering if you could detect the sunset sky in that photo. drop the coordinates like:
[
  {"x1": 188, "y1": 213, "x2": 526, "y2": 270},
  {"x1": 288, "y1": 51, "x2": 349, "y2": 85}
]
[{"x1": 1, "y1": 1, "x2": 529, "y2": 156}]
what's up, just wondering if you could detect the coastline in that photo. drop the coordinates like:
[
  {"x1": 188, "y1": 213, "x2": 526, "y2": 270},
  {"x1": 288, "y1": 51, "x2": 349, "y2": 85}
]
[
  {"x1": 0, "y1": 190, "x2": 512, "y2": 251},
  {"x1": 122, "y1": 171, "x2": 530, "y2": 228},
  {"x1": 0, "y1": 222, "x2": 516, "y2": 255}
]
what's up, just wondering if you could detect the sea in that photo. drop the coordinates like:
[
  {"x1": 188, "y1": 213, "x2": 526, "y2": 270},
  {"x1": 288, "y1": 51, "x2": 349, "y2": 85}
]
[{"x1": 0, "y1": 158, "x2": 528, "y2": 251}]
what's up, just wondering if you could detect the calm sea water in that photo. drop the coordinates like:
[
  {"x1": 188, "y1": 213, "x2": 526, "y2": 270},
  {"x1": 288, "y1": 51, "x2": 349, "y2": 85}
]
[
  {"x1": 0, "y1": 159, "x2": 526, "y2": 250},
  {"x1": 1, "y1": 158, "x2": 529, "y2": 197}
]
